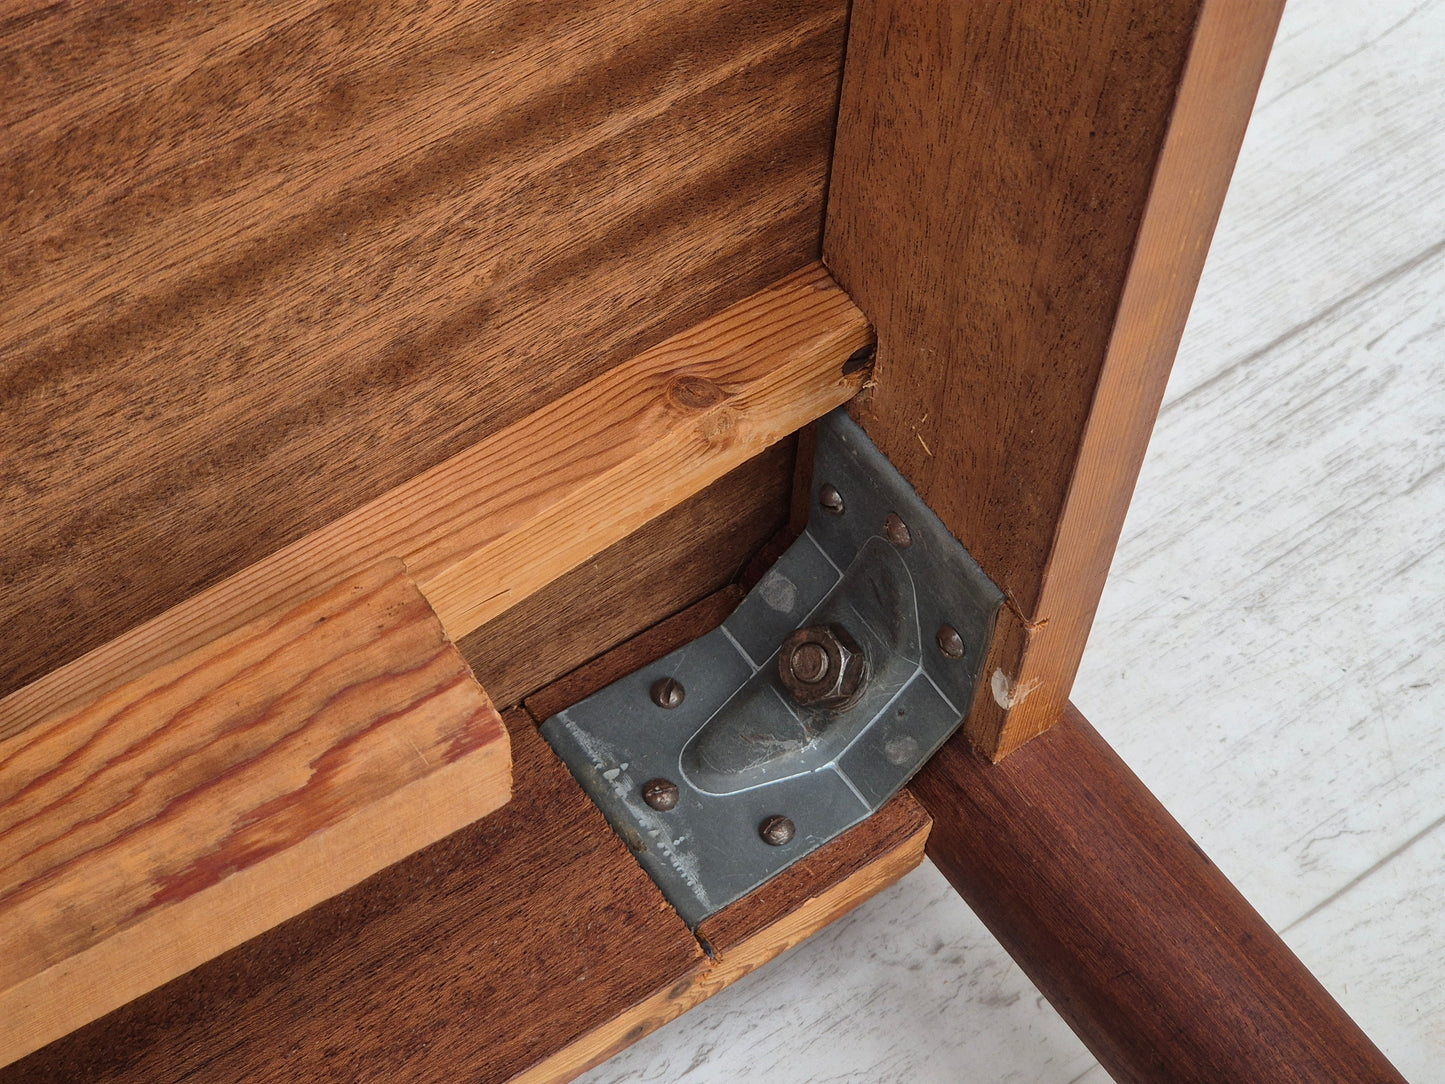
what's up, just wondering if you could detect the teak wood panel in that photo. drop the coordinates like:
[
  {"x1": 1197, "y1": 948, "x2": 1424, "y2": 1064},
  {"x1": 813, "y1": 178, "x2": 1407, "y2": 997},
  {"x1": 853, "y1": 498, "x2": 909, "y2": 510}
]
[
  {"x1": 0, "y1": 0, "x2": 851, "y2": 701},
  {"x1": 0, "y1": 265, "x2": 871, "y2": 743},
  {"x1": 825, "y1": 0, "x2": 1284, "y2": 756},
  {"x1": 0, "y1": 560, "x2": 509, "y2": 1066}
]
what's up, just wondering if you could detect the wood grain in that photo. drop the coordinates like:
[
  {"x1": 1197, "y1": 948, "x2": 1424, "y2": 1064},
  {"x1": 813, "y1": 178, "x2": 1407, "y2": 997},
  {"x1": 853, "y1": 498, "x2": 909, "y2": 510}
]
[
  {"x1": 557, "y1": 10, "x2": 1445, "y2": 1080},
  {"x1": 522, "y1": 585, "x2": 746, "y2": 722},
  {"x1": 824, "y1": 0, "x2": 1283, "y2": 757},
  {"x1": 0, "y1": 0, "x2": 851, "y2": 701},
  {"x1": 908, "y1": 703, "x2": 1405, "y2": 1084},
  {"x1": 1, "y1": 264, "x2": 871, "y2": 742},
  {"x1": 694, "y1": 790, "x2": 929, "y2": 962},
  {"x1": 3, "y1": 710, "x2": 703, "y2": 1084},
  {"x1": 517, "y1": 587, "x2": 931, "y2": 1082},
  {"x1": 0, "y1": 559, "x2": 509, "y2": 1067}
]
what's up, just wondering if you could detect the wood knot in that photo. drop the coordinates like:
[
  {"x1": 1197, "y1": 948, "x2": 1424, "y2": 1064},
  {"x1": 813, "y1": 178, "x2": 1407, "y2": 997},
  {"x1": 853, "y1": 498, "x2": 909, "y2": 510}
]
[
  {"x1": 667, "y1": 374, "x2": 727, "y2": 410},
  {"x1": 697, "y1": 408, "x2": 737, "y2": 447}
]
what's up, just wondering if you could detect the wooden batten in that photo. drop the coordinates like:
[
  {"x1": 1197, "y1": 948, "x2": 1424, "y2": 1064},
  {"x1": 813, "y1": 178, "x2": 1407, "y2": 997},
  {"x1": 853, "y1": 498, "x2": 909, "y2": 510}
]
[
  {"x1": 824, "y1": 0, "x2": 1284, "y2": 757},
  {"x1": 0, "y1": 266, "x2": 868, "y2": 1065},
  {"x1": 1, "y1": 264, "x2": 872, "y2": 743},
  {"x1": 0, "y1": 560, "x2": 510, "y2": 1066},
  {"x1": 0, "y1": 0, "x2": 851, "y2": 703}
]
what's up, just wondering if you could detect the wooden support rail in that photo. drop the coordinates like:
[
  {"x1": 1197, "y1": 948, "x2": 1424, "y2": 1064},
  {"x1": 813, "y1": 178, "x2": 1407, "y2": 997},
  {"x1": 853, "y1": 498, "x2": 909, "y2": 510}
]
[
  {"x1": 910, "y1": 704, "x2": 1406, "y2": 1084},
  {"x1": 0, "y1": 561, "x2": 510, "y2": 1065},
  {"x1": 826, "y1": 0, "x2": 1285, "y2": 758},
  {"x1": 0, "y1": 263, "x2": 871, "y2": 743},
  {"x1": 7, "y1": 591, "x2": 931, "y2": 1084}
]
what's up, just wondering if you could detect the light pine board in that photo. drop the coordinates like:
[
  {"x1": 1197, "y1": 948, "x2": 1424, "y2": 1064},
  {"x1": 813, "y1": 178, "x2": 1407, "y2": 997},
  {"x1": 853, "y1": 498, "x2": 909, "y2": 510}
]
[
  {"x1": 574, "y1": 2, "x2": 1445, "y2": 1080},
  {"x1": 0, "y1": 264, "x2": 869, "y2": 741},
  {"x1": 0, "y1": 559, "x2": 510, "y2": 1066}
]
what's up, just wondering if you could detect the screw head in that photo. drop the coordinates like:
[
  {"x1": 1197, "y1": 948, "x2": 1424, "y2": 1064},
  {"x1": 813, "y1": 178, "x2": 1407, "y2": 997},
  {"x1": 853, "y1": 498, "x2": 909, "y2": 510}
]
[
  {"x1": 936, "y1": 624, "x2": 965, "y2": 659},
  {"x1": 778, "y1": 624, "x2": 867, "y2": 710},
  {"x1": 884, "y1": 512, "x2": 912, "y2": 547},
  {"x1": 759, "y1": 814, "x2": 796, "y2": 846},
  {"x1": 650, "y1": 677, "x2": 685, "y2": 709},
  {"x1": 819, "y1": 483, "x2": 845, "y2": 516},
  {"x1": 642, "y1": 778, "x2": 680, "y2": 811}
]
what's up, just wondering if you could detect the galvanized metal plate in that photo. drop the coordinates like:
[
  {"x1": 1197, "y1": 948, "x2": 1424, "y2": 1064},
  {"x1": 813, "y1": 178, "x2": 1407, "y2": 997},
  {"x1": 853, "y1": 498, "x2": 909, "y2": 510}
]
[{"x1": 541, "y1": 408, "x2": 1001, "y2": 926}]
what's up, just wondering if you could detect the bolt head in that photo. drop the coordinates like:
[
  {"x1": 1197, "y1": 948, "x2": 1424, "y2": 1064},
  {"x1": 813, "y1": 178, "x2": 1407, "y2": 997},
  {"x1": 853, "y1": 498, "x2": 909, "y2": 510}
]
[
  {"x1": 778, "y1": 624, "x2": 867, "y2": 710},
  {"x1": 936, "y1": 624, "x2": 965, "y2": 659},
  {"x1": 789, "y1": 641, "x2": 829, "y2": 683},
  {"x1": 819, "y1": 483, "x2": 845, "y2": 515},
  {"x1": 759, "y1": 814, "x2": 796, "y2": 846},
  {"x1": 884, "y1": 512, "x2": 912, "y2": 547},
  {"x1": 650, "y1": 677, "x2": 685, "y2": 709},
  {"x1": 642, "y1": 778, "x2": 680, "y2": 811}
]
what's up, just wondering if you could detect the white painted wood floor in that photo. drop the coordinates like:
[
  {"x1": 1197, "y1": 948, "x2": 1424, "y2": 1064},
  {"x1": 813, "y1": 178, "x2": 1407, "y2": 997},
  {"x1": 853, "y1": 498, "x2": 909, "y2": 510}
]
[{"x1": 577, "y1": 3, "x2": 1445, "y2": 1080}]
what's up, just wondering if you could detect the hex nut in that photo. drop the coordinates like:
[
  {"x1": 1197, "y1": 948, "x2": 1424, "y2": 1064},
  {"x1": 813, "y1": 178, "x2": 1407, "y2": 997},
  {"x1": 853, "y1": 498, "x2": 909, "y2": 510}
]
[{"x1": 777, "y1": 624, "x2": 867, "y2": 710}]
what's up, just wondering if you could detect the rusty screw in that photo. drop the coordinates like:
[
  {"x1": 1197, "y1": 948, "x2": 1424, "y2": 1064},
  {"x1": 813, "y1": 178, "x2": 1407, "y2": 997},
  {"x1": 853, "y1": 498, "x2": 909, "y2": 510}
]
[
  {"x1": 884, "y1": 512, "x2": 912, "y2": 548},
  {"x1": 642, "y1": 778, "x2": 680, "y2": 811},
  {"x1": 650, "y1": 677, "x2": 685, "y2": 709},
  {"x1": 778, "y1": 624, "x2": 867, "y2": 710},
  {"x1": 819, "y1": 483, "x2": 845, "y2": 516},
  {"x1": 759, "y1": 814, "x2": 796, "y2": 846},
  {"x1": 936, "y1": 624, "x2": 965, "y2": 659}
]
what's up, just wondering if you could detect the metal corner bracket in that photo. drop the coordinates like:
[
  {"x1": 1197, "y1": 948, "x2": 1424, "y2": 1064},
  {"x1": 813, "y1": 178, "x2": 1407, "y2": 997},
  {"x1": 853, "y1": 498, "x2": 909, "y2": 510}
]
[{"x1": 541, "y1": 408, "x2": 1002, "y2": 927}]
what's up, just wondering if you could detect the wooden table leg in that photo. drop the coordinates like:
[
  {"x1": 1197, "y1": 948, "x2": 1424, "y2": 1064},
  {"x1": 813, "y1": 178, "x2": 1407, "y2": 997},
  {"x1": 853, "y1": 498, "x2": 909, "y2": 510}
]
[{"x1": 909, "y1": 703, "x2": 1406, "y2": 1084}]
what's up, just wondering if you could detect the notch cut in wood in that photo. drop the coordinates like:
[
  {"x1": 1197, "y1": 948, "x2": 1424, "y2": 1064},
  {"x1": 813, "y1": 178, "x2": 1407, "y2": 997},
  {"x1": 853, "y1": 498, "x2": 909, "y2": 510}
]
[{"x1": 0, "y1": 559, "x2": 510, "y2": 1066}]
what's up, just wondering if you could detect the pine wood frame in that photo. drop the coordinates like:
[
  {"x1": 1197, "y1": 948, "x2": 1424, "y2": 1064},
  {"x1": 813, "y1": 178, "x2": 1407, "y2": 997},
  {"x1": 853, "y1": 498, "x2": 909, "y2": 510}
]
[{"x1": 1, "y1": 1, "x2": 1407, "y2": 1081}]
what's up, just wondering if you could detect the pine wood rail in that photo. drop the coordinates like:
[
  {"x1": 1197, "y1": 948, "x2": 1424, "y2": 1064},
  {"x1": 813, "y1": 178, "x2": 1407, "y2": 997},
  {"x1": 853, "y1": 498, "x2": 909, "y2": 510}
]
[
  {"x1": 0, "y1": 262, "x2": 871, "y2": 743},
  {"x1": 0, "y1": 561, "x2": 510, "y2": 1066},
  {"x1": 7, "y1": 590, "x2": 930, "y2": 1084}
]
